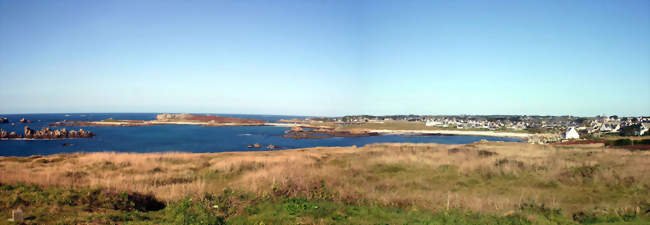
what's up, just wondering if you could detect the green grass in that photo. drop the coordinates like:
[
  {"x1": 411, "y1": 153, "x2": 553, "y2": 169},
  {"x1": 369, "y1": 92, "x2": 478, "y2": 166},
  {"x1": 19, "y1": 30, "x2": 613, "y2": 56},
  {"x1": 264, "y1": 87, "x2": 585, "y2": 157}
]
[
  {"x1": 229, "y1": 197, "x2": 534, "y2": 225},
  {"x1": 101, "y1": 118, "x2": 123, "y2": 123},
  {"x1": 1, "y1": 183, "x2": 648, "y2": 225}
]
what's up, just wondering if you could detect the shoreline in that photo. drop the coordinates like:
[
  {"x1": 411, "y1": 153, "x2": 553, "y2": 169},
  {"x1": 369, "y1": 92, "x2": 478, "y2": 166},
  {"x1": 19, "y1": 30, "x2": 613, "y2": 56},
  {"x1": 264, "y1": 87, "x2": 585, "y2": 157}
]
[
  {"x1": 0, "y1": 138, "x2": 86, "y2": 141},
  {"x1": 369, "y1": 129, "x2": 534, "y2": 139}
]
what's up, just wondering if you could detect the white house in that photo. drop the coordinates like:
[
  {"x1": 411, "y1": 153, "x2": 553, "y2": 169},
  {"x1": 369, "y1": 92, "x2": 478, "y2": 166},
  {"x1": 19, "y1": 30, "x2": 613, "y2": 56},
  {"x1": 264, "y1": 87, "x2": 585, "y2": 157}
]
[
  {"x1": 425, "y1": 120, "x2": 443, "y2": 127},
  {"x1": 564, "y1": 127, "x2": 580, "y2": 139},
  {"x1": 640, "y1": 123, "x2": 650, "y2": 136}
]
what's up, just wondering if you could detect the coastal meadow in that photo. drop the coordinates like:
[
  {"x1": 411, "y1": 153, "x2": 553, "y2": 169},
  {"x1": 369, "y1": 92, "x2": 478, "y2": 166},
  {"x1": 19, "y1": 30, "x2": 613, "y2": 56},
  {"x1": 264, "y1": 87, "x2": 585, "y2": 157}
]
[{"x1": 0, "y1": 142, "x2": 648, "y2": 224}]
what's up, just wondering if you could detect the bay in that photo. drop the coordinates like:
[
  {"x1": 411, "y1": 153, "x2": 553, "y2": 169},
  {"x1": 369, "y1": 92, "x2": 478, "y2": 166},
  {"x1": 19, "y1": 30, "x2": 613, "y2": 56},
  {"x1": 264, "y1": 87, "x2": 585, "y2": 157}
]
[{"x1": 0, "y1": 113, "x2": 519, "y2": 156}]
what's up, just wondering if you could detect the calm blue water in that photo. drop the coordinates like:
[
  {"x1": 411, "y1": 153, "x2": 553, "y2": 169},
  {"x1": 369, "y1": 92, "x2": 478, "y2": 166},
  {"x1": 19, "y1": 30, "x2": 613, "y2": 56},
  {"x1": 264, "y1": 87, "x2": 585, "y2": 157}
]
[{"x1": 0, "y1": 113, "x2": 519, "y2": 156}]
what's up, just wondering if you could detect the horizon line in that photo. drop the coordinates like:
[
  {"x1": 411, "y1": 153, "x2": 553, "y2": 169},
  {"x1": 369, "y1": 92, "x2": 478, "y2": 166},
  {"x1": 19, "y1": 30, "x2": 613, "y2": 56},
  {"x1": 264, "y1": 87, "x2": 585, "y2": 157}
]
[{"x1": 0, "y1": 112, "x2": 648, "y2": 118}]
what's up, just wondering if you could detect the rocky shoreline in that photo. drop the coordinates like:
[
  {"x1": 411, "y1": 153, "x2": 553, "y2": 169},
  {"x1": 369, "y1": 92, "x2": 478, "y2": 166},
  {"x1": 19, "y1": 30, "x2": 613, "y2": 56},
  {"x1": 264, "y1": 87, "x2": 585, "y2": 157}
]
[{"x1": 0, "y1": 126, "x2": 94, "y2": 140}]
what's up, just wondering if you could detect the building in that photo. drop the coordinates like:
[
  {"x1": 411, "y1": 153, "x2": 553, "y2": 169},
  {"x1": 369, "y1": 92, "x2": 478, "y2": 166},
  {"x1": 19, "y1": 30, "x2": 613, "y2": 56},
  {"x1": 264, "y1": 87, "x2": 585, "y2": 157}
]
[
  {"x1": 564, "y1": 127, "x2": 580, "y2": 139},
  {"x1": 639, "y1": 123, "x2": 650, "y2": 136},
  {"x1": 425, "y1": 120, "x2": 443, "y2": 126}
]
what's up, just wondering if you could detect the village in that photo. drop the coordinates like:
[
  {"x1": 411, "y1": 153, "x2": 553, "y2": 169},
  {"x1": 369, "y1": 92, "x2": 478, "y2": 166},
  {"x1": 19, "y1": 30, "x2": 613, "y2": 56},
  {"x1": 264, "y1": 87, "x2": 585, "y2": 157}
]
[{"x1": 312, "y1": 115, "x2": 650, "y2": 140}]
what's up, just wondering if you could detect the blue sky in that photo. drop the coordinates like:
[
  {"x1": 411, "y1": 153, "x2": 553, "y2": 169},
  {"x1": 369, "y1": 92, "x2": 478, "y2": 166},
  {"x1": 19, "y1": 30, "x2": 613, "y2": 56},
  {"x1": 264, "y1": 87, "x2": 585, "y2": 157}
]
[{"x1": 1, "y1": 0, "x2": 648, "y2": 116}]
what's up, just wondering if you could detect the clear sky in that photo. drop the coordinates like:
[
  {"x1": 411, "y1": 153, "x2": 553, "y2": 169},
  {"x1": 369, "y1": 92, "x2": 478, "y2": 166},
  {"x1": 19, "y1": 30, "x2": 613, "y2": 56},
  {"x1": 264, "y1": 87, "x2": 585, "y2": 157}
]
[{"x1": 1, "y1": 0, "x2": 648, "y2": 116}]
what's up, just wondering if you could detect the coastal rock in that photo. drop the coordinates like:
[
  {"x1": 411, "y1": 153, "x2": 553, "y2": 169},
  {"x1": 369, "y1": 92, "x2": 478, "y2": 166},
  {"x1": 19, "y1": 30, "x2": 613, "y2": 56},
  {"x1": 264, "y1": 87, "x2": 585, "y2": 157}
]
[
  {"x1": 253, "y1": 143, "x2": 261, "y2": 148},
  {"x1": 19, "y1": 118, "x2": 31, "y2": 123},
  {"x1": 0, "y1": 126, "x2": 94, "y2": 140},
  {"x1": 266, "y1": 144, "x2": 280, "y2": 149},
  {"x1": 290, "y1": 126, "x2": 303, "y2": 132},
  {"x1": 0, "y1": 117, "x2": 8, "y2": 123},
  {"x1": 24, "y1": 126, "x2": 35, "y2": 138}
]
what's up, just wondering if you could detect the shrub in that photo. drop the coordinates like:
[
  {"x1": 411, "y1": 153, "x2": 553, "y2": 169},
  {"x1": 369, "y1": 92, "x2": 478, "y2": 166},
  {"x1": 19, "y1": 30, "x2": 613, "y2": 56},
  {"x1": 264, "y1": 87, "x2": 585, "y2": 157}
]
[
  {"x1": 605, "y1": 139, "x2": 633, "y2": 146},
  {"x1": 166, "y1": 197, "x2": 225, "y2": 225},
  {"x1": 634, "y1": 139, "x2": 650, "y2": 145}
]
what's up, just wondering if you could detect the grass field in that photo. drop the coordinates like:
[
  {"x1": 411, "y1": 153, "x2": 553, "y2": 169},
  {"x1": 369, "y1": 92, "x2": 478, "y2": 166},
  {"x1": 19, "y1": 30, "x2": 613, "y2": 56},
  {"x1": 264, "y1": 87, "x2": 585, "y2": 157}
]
[{"x1": 0, "y1": 142, "x2": 648, "y2": 224}]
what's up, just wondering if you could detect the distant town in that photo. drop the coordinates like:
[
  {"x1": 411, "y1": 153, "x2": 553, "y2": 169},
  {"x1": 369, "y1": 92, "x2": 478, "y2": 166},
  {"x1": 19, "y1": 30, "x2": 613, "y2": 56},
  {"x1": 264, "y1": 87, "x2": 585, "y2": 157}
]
[{"x1": 310, "y1": 115, "x2": 650, "y2": 138}]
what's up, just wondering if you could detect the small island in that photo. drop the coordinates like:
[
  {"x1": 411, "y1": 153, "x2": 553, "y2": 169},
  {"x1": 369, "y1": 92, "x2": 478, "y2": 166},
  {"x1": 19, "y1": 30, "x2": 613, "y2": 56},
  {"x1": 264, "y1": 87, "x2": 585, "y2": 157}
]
[
  {"x1": 282, "y1": 126, "x2": 380, "y2": 139},
  {"x1": 50, "y1": 113, "x2": 266, "y2": 127},
  {"x1": 0, "y1": 126, "x2": 94, "y2": 140}
]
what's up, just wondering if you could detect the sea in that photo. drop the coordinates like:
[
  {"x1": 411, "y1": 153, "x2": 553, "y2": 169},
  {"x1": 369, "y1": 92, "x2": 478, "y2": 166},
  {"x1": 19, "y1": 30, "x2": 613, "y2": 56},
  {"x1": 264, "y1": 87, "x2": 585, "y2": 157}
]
[{"x1": 0, "y1": 113, "x2": 520, "y2": 156}]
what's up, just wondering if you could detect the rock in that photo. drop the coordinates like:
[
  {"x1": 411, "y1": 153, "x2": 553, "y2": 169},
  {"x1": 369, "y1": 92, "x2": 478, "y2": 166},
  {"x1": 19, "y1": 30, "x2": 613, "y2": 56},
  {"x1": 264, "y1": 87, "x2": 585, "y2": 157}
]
[
  {"x1": 24, "y1": 126, "x2": 35, "y2": 138},
  {"x1": 11, "y1": 123, "x2": 15, "y2": 126},
  {"x1": 156, "y1": 113, "x2": 173, "y2": 121},
  {"x1": 19, "y1": 118, "x2": 31, "y2": 123},
  {"x1": 247, "y1": 145, "x2": 253, "y2": 148},
  {"x1": 266, "y1": 144, "x2": 280, "y2": 149},
  {"x1": 253, "y1": 143, "x2": 261, "y2": 148},
  {"x1": 285, "y1": 126, "x2": 303, "y2": 133},
  {"x1": 0, "y1": 117, "x2": 8, "y2": 123},
  {"x1": 62, "y1": 143, "x2": 72, "y2": 147},
  {"x1": 2, "y1": 126, "x2": 94, "y2": 139}
]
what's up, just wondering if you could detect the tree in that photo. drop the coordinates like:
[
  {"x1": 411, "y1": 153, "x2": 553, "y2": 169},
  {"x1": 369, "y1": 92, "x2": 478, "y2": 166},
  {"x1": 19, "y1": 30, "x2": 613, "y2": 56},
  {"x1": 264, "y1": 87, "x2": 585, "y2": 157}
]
[{"x1": 620, "y1": 124, "x2": 641, "y2": 136}]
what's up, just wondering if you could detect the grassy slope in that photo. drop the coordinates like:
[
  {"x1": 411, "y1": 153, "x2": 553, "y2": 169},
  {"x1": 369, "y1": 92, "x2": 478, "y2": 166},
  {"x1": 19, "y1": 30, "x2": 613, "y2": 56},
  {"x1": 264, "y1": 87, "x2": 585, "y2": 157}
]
[{"x1": 0, "y1": 142, "x2": 649, "y2": 224}]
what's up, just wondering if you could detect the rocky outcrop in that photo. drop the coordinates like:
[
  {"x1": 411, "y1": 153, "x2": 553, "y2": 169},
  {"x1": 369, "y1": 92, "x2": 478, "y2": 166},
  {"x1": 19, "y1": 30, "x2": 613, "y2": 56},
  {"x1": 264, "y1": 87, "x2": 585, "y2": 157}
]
[
  {"x1": 0, "y1": 117, "x2": 8, "y2": 123},
  {"x1": 0, "y1": 126, "x2": 95, "y2": 140},
  {"x1": 19, "y1": 118, "x2": 31, "y2": 123},
  {"x1": 282, "y1": 126, "x2": 380, "y2": 139},
  {"x1": 247, "y1": 143, "x2": 280, "y2": 149},
  {"x1": 156, "y1": 113, "x2": 191, "y2": 121}
]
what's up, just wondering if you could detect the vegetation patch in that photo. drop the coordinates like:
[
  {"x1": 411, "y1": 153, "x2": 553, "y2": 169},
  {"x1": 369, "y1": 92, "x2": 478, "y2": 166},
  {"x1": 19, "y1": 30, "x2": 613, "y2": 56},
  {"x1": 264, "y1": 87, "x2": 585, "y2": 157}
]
[
  {"x1": 1, "y1": 143, "x2": 649, "y2": 224},
  {"x1": 494, "y1": 158, "x2": 525, "y2": 168},
  {"x1": 371, "y1": 163, "x2": 407, "y2": 173},
  {"x1": 477, "y1": 150, "x2": 498, "y2": 157}
]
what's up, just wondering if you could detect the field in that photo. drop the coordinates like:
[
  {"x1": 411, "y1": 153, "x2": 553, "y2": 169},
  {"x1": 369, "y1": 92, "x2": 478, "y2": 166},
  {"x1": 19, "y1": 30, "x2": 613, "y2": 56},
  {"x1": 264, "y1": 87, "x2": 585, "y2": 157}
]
[{"x1": 0, "y1": 142, "x2": 648, "y2": 224}]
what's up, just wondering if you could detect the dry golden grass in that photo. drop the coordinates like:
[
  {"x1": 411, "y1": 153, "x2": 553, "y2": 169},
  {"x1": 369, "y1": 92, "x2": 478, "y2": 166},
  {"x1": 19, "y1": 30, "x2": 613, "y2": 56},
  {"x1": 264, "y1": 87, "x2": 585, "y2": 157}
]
[{"x1": 1, "y1": 142, "x2": 648, "y2": 215}]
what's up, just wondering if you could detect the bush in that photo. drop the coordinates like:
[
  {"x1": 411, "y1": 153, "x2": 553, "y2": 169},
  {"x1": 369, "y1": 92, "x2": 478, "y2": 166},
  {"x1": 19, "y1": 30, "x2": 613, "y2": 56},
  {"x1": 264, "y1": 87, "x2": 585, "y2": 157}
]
[
  {"x1": 605, "y1": 139, "x2": 633, "y2": 146},
  {"x1": 634, "y1": 139, "x2": 650, "y2": 145},
  {"x1": 166, "y1": 198, "x2": 225, "y2": 225}
]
